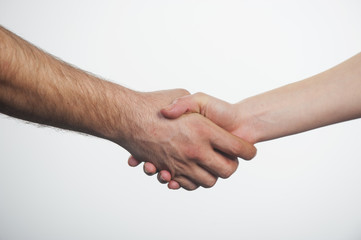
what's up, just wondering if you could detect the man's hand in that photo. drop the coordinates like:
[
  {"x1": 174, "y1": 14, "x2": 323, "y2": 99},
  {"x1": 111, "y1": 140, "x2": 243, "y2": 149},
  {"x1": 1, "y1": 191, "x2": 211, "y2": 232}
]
[
  {"x1": 0, "y1": 26, "x2": 255, "y2": 191},
  {"x1": 122, "y1": 90, "x2": 256, "y2": 190},
  {"x1": 128, "y1": 92, "x2": 257, "y2": 189}
]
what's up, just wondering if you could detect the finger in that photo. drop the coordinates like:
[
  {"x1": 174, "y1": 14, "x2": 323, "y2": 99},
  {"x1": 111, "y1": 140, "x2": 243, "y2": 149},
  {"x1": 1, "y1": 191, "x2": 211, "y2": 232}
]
[
  {"x1": 197, "y1": 150, "x2": 239, "y2": 179},
  {"x1": 186, "y1": 166, "x2": 218, "y2": 188},
  {"x1": 128, "y1": 155, "x2": 142, "y2": 167},
  {"x1": 143, "y1": 162, "x2": 157, "y2": 176},
  {"x1": 157, "y1": 170, "x2": 172, "y2": 183},
  {"x1": 161, "y1": 95, "x2": 202, "y2": 119},
  {"x1": 168, "y1": 180, "x2": 181, "y2": 190},
  {"x1": 173, "y1": 176, "x2": 199, "y2": 191},
  {"x1": 209, "y1": 125, "x2": 257, "y2": 160}
]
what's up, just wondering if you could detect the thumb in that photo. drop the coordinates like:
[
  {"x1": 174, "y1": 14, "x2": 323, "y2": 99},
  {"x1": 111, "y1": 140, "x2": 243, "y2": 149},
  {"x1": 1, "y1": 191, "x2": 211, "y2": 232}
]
[{"x1": 161, "y1": 96, "x2": 201, "y2": 119}]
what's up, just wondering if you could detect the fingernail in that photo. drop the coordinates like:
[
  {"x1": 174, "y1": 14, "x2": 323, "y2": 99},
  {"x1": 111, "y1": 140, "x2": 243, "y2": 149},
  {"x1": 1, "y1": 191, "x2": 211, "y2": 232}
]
[{"x1": 159, "y1": 175, "x2": 165, "y2": 181}]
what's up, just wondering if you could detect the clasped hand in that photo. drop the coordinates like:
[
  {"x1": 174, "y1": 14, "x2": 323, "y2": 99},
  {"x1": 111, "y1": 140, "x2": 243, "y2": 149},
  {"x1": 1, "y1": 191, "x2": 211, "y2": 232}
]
[{"x1": 127, "y1": 92, "x2": 257, "y2": 190}]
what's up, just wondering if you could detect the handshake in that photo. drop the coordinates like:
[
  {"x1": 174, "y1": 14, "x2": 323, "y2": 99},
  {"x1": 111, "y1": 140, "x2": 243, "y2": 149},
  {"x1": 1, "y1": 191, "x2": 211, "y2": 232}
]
[
  {"x1": 1, "y1": 26, "x2": 360, "y2": 191},
  {"x1": 125, "y1": 48, "x2": 361, "y2": 190},
  {"x1": 126, "y1": 90, "x2": 258, "y2": 191}
]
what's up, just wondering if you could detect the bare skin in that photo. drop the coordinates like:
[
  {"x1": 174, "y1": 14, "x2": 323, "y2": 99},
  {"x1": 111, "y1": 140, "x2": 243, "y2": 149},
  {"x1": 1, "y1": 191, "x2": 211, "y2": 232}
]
[
  {"x1": 0, "y1": 26, "x2": 257, "y2": 190},
  {"x1": 132, "y1": 52, "x2": 361, "y2": 189}
]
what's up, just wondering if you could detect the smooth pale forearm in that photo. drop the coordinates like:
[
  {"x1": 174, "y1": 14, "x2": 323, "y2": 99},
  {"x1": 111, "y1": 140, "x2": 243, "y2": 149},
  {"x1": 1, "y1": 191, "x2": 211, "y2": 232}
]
[
  {"x1": 236, "y1": 53, "x2": 361, "y2": 143},
  {"x1": 147, "y1": 52, "x2": 361, "y2": 187},
  {"x1": 0, "y1": 26, "x2": 134, "y2": 143}
]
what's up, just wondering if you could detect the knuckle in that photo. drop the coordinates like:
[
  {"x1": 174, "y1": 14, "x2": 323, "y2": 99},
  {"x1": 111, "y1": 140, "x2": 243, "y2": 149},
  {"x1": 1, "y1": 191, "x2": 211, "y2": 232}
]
[
  {"x1": 184, "y1": 146, "x2": 201, "y2": 160},
  {"x1": 197, "y1": 155, "x2": 212, "y2": 167},
  {"x1": 203, "y1": 177, "x2": 218, "y2": 188},
  {"x1": 194, "y1": 92, "x2": 206, "y2": 99},
  {"x1": 184, "y1": 185, "x2": 199, "y2": 191},
  {"x1": 219, "y1": 165, "x2": 237, "y2": 179},
  {"x1": 176, "y1": 88, "x2": 190, "y2": 96}
]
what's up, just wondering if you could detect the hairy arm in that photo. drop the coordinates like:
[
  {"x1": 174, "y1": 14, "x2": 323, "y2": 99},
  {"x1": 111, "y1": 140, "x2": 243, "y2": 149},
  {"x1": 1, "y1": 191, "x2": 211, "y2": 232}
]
[
  {"x1": 0, "y1": 26, "x2": 133, "y2": 141},
  {"x1": 0, "y1": 26, "x2": 256, "y2": 190}
]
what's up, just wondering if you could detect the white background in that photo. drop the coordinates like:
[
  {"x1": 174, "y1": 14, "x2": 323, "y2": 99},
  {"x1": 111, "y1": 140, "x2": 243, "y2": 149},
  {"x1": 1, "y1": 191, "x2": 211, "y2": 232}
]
[{"x1": 1, "y1": 1, "x2": 361, "y2": 239}]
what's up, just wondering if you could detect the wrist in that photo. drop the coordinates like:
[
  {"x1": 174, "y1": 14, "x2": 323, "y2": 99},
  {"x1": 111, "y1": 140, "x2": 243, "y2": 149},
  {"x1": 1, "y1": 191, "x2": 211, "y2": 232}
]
[
  {"x1": 96, "y1": 83, "x2": 138, "y2": 146},
  {"x1": 233, "y1": 97, "x2": 267, "y2": 144}
]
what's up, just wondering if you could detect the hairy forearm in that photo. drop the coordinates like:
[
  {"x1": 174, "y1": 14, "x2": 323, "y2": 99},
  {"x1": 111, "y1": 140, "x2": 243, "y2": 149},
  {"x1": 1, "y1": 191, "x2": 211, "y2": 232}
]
[
  {"x1": 237, "y1": 53, "x2": 361, "y2": 143},
  {"x1": 0, "y1": 26, "x2": 256, "y2": 190},
  {"x1": 0, "y1": 26, "x2": 132, "y2": 143}
]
